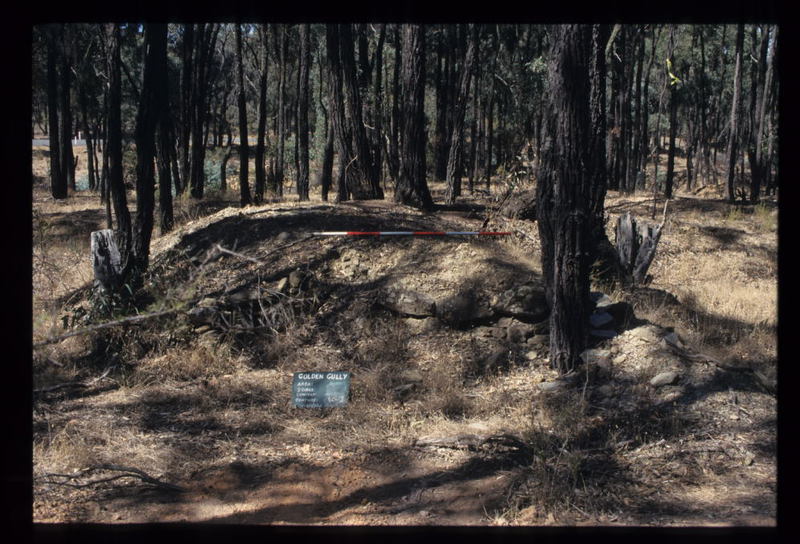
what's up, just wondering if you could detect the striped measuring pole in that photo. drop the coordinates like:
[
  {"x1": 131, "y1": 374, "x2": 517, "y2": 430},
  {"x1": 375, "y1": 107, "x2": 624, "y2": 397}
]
[{"x1": 312, "y1": 231, "x2": 512, "y2": 236}]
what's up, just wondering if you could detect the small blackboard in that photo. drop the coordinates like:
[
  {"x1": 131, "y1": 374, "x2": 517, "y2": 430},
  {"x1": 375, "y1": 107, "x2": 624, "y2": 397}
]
[{"x1": 292, "y1": 372, "x2": 351, "y2": 408}]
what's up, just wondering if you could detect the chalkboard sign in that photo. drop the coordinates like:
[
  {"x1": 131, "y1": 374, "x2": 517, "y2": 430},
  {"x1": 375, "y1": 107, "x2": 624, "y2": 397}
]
[{"x1": 292, "y1": 372, "x2": 351, "y2": 408}]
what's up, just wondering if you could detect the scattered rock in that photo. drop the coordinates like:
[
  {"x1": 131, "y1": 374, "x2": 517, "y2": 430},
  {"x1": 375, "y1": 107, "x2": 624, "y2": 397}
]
[
  {"x1": 482, "y1": 349, "x2": 510, "y2": 373},
  {"x1": 650, "y1": 371, "x2": 679, "y2": 387},
  {"x1": 288, "y1": 269, "x2": 308, "y2": 290},
  {"x1": 604, "y1": 301, "x2": 635, "y2": 327},
  {"x1": 538, "y1": 380, "x2": 565, "y2": 392},
  {"x1": 275, "y1": 277, "x2": 289, "y2": 293},
  {"x1": 381, "y1": 289, "x2": 437, "y2": 317},
  {"x1": 275, "y1": 231, "x2": 291, "y2": 243},
  {"x1": 525, "y1": 351, "x2": 538, "y2": 361},
  {"x1": 436, "y1": 292, "x2": 493, "y2": 327},
  {"x1": 743, "y1": 452, "x2": 755, "y2": 466},
  {"x1": 580, "y1": 349, "x2": 611, "y2": 365},
  {"x1": 527, "y1": 334, "x2": 549, "y2": 346},
  {"x1": 590, "y1": 329, "x2": 618, "y2": 339},
  {"x1": 628, "y1": 325, "x2": 663, "y2": 343},
  {"x1": 194, "y1": 325, "x2": 212, "y2": 334},
  {"x1": 596, "y1": 384, "x2": 616, "y2": 398},
  {"x1": 590, "y1": 292, "x2": 614, "y2": 308},
  {"x1": 491, "y1": 283, "x2": 549, "y2": 322},
  {"x1": 471, "y1": 326, "x2": 506, "y2": 339},
  {"x1": 612, "y1": 353, "x2": 627, "y2": 364},
  {"x1": 507, "y1": 323, "x2": 536, "y2": 343},
  {"x1": 399, "y1": 369, "x2": 424, "y2": 384},
  {"x1": 661, "y1": 331, "x2": 686, "y2": 350},
  {"x1": 498, "y1": 188, "x2": 537, "y2": 220},
  {"x1": 589, "y1": 311, "x2": 614, "y2": 328}
]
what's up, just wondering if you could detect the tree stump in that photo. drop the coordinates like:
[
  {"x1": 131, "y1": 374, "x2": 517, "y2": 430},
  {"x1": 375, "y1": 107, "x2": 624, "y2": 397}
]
[
  {"x1": 91, "y1": 229, "x2": 124, "y2": 293},
  {"x1": 615, "y1": 202, "x2": 667, "y2": 286}
]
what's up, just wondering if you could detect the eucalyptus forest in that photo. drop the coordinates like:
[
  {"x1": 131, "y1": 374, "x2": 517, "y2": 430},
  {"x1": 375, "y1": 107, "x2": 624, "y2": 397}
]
[{"x1": 32, "y1": 23, "x2": 777, "y2": 526}]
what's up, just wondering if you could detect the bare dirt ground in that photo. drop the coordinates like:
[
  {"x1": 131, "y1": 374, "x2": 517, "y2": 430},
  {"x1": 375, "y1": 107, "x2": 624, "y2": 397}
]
[{"x1": 32, "y1": 146, "x2": 777, "y2": 526}]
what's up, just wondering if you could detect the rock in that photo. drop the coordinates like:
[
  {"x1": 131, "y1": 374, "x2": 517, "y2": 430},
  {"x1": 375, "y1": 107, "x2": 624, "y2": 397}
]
[
  {"x1": 471, "y1": 326, "x2": 505, "y2": 339},
  {"x1": 596, "y1": 384, "x2": 616, "y2": 398},
  {"x1": 399, "y1": 369, "x2": 424, "y2": 383},
  {"x1": 650, "y1": 371, "x2": 679, "y2": 387},
  {"x1": 604, "y1": 302, "x2": 635, "y2": 327},
  {"x1": 498, "y1": 188, "x2": 537, "y2": 220},
  {"x1": 628, "y1": 325, "x2": 662, "y2": 343},
  {"x1": 436, "y1": 292, "x2": 493, "y2": 327},
  {"x1": 525, "y1": 351, "x2": 538, "y2": 361},
  {"x1": 381, "y1": 289, "x2": 437, "y2": 317},
  {"x1": 492, "y1": 283, "x2": 549, "y2": 322},
  {"x1": 590, "y1": 329, "x2": 618, "y2": 339},
  {"x1": 661, "y1": 331, "x2": 686, "y2": 350},
  {"x1": 612, "y1": 353, "x2": 627, "y2": 364},
  {"x1": 538, "y1": 380, "x2": 565, "y2": 392},
  {"x1": 590, "y1": 292, "x2": 614, "y2": 308},
  {"x1": 527, "y1": 334, "x2": 549, "y2": 346},
  {"x1": 198, "y1": 297, "x2": 217, "y2": 308},
  {"x1": 275, "y1": 231, "x2": 291, "y2": 243},
  {"x1": 483, "y1": 349, "x2": 510, "y2": 373},
  {"x1": 589, "y1": 311, "x2": 614, "y2": 328},
  {"x1": 194, "y1": 325, "x2": 212, "y2": 334},
  {"x1": 289, "y1": 269, "x2": 307, "y2": 289},
  {"x1": 507, "y1": 323, "x2": 536, "y2": 343},
  {"x1": 275, "y1": 277, "x2": 289, "y2": 293},
  {"x1": 580, "y1": 349, "x2": 611, "y2": 365}
]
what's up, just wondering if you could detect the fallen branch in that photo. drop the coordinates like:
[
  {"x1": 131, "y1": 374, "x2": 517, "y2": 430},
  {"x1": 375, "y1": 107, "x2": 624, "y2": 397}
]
[
  {"x1": 38, "y1": 464, "x2": 186, "y2": 493},
  {"x1": 33, "y1": 308, "x2": 182, "y2": 349}
]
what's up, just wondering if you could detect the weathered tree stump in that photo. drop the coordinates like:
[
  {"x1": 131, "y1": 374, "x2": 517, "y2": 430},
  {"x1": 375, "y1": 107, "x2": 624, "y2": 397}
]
[
  {"x1": 615, "y1": 202, "x2": 668, "y2": 286},
  {"x1": 91, "y1": 229, "x2": 124, "y2": 293}
]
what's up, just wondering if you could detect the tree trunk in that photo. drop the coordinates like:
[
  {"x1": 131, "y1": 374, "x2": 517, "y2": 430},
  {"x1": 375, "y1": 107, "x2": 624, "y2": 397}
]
[
  {"x1": 297, "y1": 24, "x2": 311, "y2": 201},
  {"x1": 536, "y1": 25, "x2": 598, "y2": 375},
  {"x1": 235, "y1": 24, "x2": 252, "y2": 207},
  {"x1": 750, "y1": 25, "x2": 776, "y2": 203},
  {"x1": 105, "y1": 23, "x2": 132, "y2": 277},
  {"x1": 338, "y1": 23, "x2": 383, "y2": 199},
  {"x1": 59, "y1": 24, "x2": 75, "y2": 193},
  {"x1": 326, "y1": 24, "x2": 352, "y2": 202},
  {"x1": 371, "y1": 24, "x2": 387, "y2": 187},
  {"x1": 179, "y1": 24, "x2": 194, "y2": 193},
  {"x1": 444, "y1": 24, "x2": 477, "y2": 205},
  {"x1": 726, "y1": 23, "x2": 744, "y2": 203},
  {"x1": 275, "y1": 24, "x2": 287, "y2": 195},
  {"x1": 45, "y1": 25, "x2": 67, "y2": 199},
  {"x1": 254, "y1": 27, "x2": 269, "y2": 203},
  {"x1": 130, "y1": 23, "x2": 166, "y2": 289},
  {"x1": 664, "y1": 28, "x2": 679, "y2": 200},
  {"x1": 388, "y1": 25, "x2": 401, "y2": 182},
  {"x1": 395, "y1": 24, "x2": 433, "y2": 210}
]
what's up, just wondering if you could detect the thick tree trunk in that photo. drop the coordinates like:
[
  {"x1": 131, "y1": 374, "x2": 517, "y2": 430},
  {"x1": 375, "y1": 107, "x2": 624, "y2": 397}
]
[
  {"x1": 388, "y1": 25, "x2": 401, "y2": 182},
  {"x1": 444, "y1": 24, "x2": 477, "y2": 205},
  {"x1": 395, "y1": 25, "x2": 433, "y2": 210},
  {"x1": 536, "y1": 25, "x2": 598, "y2": 375},
  {"x1": 275, "y1": 24, "x2": 287, "y2": 195},
  {"x1": 326, "y1": 24, "x2": 352, "y2": 202},
  {"x1": 235, "y1": 24, "x2": 252, "y2": 207},
  {"x1": 726, "y1": 24, "x2": 744, "y2": 203},
  {"x1": 297, "y1": 24, "x2": 311, "y2": 201}
]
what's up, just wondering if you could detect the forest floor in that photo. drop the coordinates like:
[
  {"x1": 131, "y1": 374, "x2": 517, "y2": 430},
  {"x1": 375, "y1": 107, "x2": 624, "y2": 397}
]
[{"x1": 32, "y1": 146, "x2": 777, "y2": 526}]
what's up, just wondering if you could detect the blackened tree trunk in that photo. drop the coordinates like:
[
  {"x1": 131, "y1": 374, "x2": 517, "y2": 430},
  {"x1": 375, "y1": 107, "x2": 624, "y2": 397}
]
[
  {"x1": 395, "y1": 24, "x2": 433, "y2": 210},
  {"x1": 254, "y1": 26, "x2": 269, "y2": 203},
  {"x1": 444, "y1": 24, "x2": 477, "y2": 205},
  {"x1": 130, "y1": 23, "x2": 166, "y2": 288},
  {"x1": 59, "y1": 24, "x2": 75, "y2": 192},
  {"x1": 536, "y1": 25, "x2": 598, "y2": 375},
  {"x1": 297, "y1": 24, "x2": 311, "y2": 201},
  {"x1": 326, "y1": 24, "x2": 352, "y2": 202},
  {"x1": 664, "y1": 27, "x2": 679, "y2": 199},
  {"x1": 726, "y1": 24, "x2": 745, "y2": 203},
  {"x1": 45, "y1": 25, "x2": 66, "y2": 199},
  {"x1": 179, "y1": 24, "x2": 194, "y2": 193},
  {"x1": 434, "y1": 28, "x2": 449, "y2": 181},
  {"x1": 190, "y1": 24, "x2": 220, "y2": 199},
  {"x1": 275, "y1": 24, "x2": 287, "y2": 195},
  {"x1": 749, "y1": 25, "x2": 776, "y2": 203},
  {"x1": 105, "y1": 23, "x2": 132, "y2": 276},
  {"x1": 371, "y1": 24, "x2": 387, "y2": 187},
  {"x1": 388, "y1": 25, "x2": 401, "y2": 182},
  {"x1": 317, "y1": 53, "x2": 334, "y2": 201},
  {"x1": 235, "y1": 24, "x2": 252, "y2": 207},
  {"x1": 338, "y1": 23, "x2": 383, "y2": 199},
  {"x1": 157, "y1": 101, "x2": 175, "y2": 235}
]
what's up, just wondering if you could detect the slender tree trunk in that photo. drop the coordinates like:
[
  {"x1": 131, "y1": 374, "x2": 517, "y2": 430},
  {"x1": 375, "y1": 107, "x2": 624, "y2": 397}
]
[
  {"x1": 255, "y1": 27, "x2": 269, "y2": 203},
  {"x1": 45, "y1": 25, "x2": 66, "y2": 199},
  {"x1": 59, "y1": 24, "x2": 75, "y2": 193},
  {"x1": 371, "y1": 24, "x2": 386, "y2": 187},
  {"x1": 179, "y1": 24, "x2": 194, "y2": 193},
  {"x1": 444, "y1": 24, "x2": 477, "y2": 205},
  {"x1": 317, "y1": 53, "x2": 333, "y2": 201},
  {"x1": 105, "y1": 23, "x2": 132, "y2": 275},
  {"x1": 434, "y1": 29, "x2": 449, "y2": 181},
  {"x1": 297, "y1": 24, "x2": 311, "y2": 201},
  {"x1": 326, "y1": 24, "x2": 352, "y2": 202},
  {"x1": 395, "y1": 24, "x2": 433, "y2": 210},
  {"x1": 235, "y1": 24, "x2": 252, "y2": 207},
  {"x1": 664, "y1": 27, "x2": 679, "y2": 200},
  {"x1": 536, "y1": 24, "x2": 598, "y2": 375},
  {"x1": 276, "y1": 24, "x2": 287, "y2": 195},
  {"x1": 130, "y1": 23, "x2": 166, "y2": 288},
  {"x1": 726, "y1": 23, "x2": 745, "y2": 203},
  {"x1": 388, "y1": 25, "x2": 401, "y2": 182}
]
